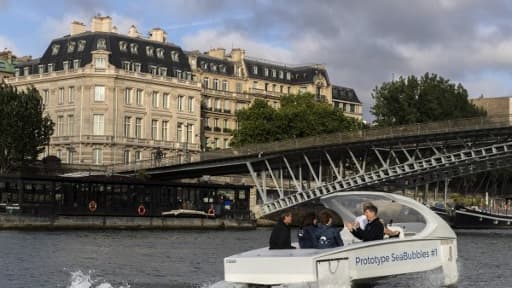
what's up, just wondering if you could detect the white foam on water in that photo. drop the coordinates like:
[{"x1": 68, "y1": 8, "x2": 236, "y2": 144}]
[{"x1": 67, "y1": 270, "x2": 130, "y2": 288}]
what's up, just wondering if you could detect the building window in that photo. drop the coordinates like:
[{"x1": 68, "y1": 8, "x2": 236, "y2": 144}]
[
  {"x1": 51, "y1": 44, "x2": 60, "y2": 56},
  {"x1": 178, "y1": 95, "x2": 184, "y2": 111},
  {"x1": 136, "y1": 89, "x2": 143, "y2": 105},
  {"x1": 68, "y1": 87, "x2": 75, "y2": 103},
  {"x1": 224, "y1": 100, "x2": 231, "y2": 112},
  {"x1": 123, "y1": 150, "x2": 130, "y2": 164},
  {"x1": 177, "y1": 122, "x2": 183, "y2": 142},
  {"x1": 122, "y1": 61, "x2": 130, "y2": 71},
  {"x1": 171, "y1": 51, "x2": 179, "y2": 62},
  {"x1": 187, "y1": 124, "x2": 193, "y2": 143},
  {"x1": 134, "y1": 63, "x2": 141, "y2": 72},
  {"x1": 24, "y1": 67, "x2": 29, "y2": 76},
  {"x1": 94, "y1": 86, "x2": 105, "y2": 101},
  {"x1": 151, "y1": 119, "x2": 158, "y2": 140},
  {"x1": 93, "y1": 148, "x2": 103, "y2": 164},
  {"x1": 202, "y1": 77, "x2": 209, "y2": 89},
  {"x1": 124, "y1": 116, "x2": 131, "y2": 137},
  {"x1": 176, "y1": 70, "x2": 182, "y2": 79},
  {"x1": 161, "y1": 120, "x2": 168, "y2": 141},
  {"x1": 156, "y1": 48, "x2": 164, "y2": 59},
  {"x1": 252, "y1": 65, "x2": 258, "y2": 74},
  {"x1": 146, "y1": 46, "x2": 154, "y2": 57},
  {"x1": 135, "y1": 151, "x2": 142, "y2": 161},
  {"x1": 272, "y1": 84, "x2": 276, "y2": 92},
  {"x1": 48, "y1": 64, "x2": 54, "y2": 73},
  {"x1": 264, "y1": 68, "x2": 269, "y2": 77},
  {"x1": 58, "y1": 88, "x2": 64, "y2": 104},
  {"x1": 77, "y1": 40, "x2": 86, "y2": 52},
  {"x1": 188, "y1": 96, "x2": 194, "y2": 112},
  {"x1": 279, "y1": 70, "x2": 284, "y2": 79},
  {"x1": 57, "y1": 116, "x2": 64, "y2": 136},
  {"x1": 222, "y1": 80, "x2": 228, "y2": 91},
  {"x1": 119, "y1": 41, "x2": 127, "y2": 52},
  {"x1": 286, "y1": 72, "x2": 291, "y2": 80},
  {"x1": 162, "y1": 93, "x2": 169, "y2": 109},
  {"x1": 272, "y1": 69, "x2": 276, "y2": 78},
  {"x1": 38, "y1": 64, "x2": 44, "y2": 74},
  {"x1": 130, "y1": 43, "x2": 138, "y2": 54},
  {"x1": 135, "y1": 118, "x2": 142, "y2": 139},
  {"x1": 43, "y1": 90, "x2": 49, "y2": 105},
  {"x1": 152, "y1": 92, "x2": 159, "y2": 108},
  {"x1": 159, "y1": 67, "x2": 167, "y2": 76},
  {"x1": 223, "y1": 119, "x2": 229, "y2": 129},
  {"x1": 96, "y1": 38, "x2": 106, "y2": 50},
  {"x1": 214, "y1": 118, "x2": 219, "y2": 128},
  {"x1": 214, "y1": 99, "x2": 221, "y2": 111},
  {"x1": 93, "y1": 114, "x2": 104, "y2": 135},
  {"x1": 63, "y1": 61, "x2": 69, "y2": 71},
  {"x1": 95, "y1": 57, "x2": 106, "y2": 69},
  {"x1": 236, "y1": 82, "x2": 242, "y2": 93},
  {"x1": 224, "y1": 138, "x2": 229, "y2": 149},
  {"x1": 350, "y1": 104, "x2": 355, "y2": 113},
  {"x1": 125, "y1": 88, "x2": 132, "y2": 104},
  {"x1": 213, "y1": 79, "x2": 219, "y2": 90},
  {"x1": 150, "y1": 66, "x2": 157, "y2": 75},
  {"x1": 67, "y1": 150, "x2": 74, "y2": 164},
  {"x1": 67, "y1": 41, "x2": 76, "y2": 53},
  {"x1": 67, "y1": 115, "x2": 74, "y2": 135},
  {"x1": 73, "y1": 59, "x2": 80, "y2": 70},
  {"x1": 280, "y1": 85, "x2": 283, "y2": 93}
]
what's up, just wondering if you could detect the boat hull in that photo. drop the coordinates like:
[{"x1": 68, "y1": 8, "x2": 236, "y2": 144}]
[{"x1": 452, "y1": 209, "x2": 512, "y2": 229}]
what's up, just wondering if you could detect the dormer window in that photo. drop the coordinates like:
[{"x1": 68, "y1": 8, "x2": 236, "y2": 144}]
[
  {"x1": 220, "y1": 65, "x2": 227, "y2": 73},
  {"x1": 186, "y1": 71, "x2": 192, "y2": 80},
  {"x1": 63, "y1": 61, "x2": 69, "y2": 71},
  {"x1": 159, "y1": 67, "x2": 167, "y2": 76},
  {"x1": 95, "y1": 57, "x2": 106, "y2": 69},
  {"x1": 200, "y1": 61, "x2": 208, "y2": 70},
  {"x1": 171, "y1": 51, "x2": 179, "y2": 62},
  {"x1": 134, "y1": 63, "x2": 141, "y2": 72},
  {"x1": 210, "y1": 63, "x2": 217, "y2": 72},
  {"x1": 38, "y1": 64, "x2": 44, "y2": 74},
  {"x1": 264, "y1": 68, "x2": 269, "y2": 77},
  {"x1": 146, "y1": 46, "x2": 154, "y2": 57},
  {"x1": 272, "y1": 69, "x2": 277, "y2": 78},
  {"x1": 130, "y1": 43, "x2": 138, "y2": 54},
  {"x1": 286, "y1": 72, "x2": 291, "y2": 80},
  {"x1": 67, "y1": 41, "x2": 76, "y2": 53},
  {"x1": 150, "y1": 65, "x2": 157, "y2": 75},
  {"x1": 48, "y1": 63, "x2": 54, "y2": 73},
  {"x1": 122, "y1": 61, "x2": 130, "y2": 71},
  {"x1": 51, "y1": 44, "x2": 60, "y2": 56},
  {"x1": 252, "y1": 65, "x2": 258, "y2": 74},
  {"x1": 73, "y1": 59, "x2": 80, "y2": 69},
  {"x1": 15, "y1": 68, "x2": 19, "y2": 77},
  {"x1": 279, "y1": 70, "x2": 284, "y2": 79},
  {"x1": 156, "y1": 48, "x2": 164, "y2": 59},
  {"x1": 96, "y1": 38, "x2": 107, "y2": 50},
  {"x1": 77, "y1": 40, "x2": 86, "y2": 52},
  {"x1": 24, "y1": 67, "x2": 29, "y2": 76},
  {"x1": 119, "y1": 41, "x2": 127, "y2": 52},
  {"x1": 176, "y1": 70, "x2": 182, "y2": 79}
]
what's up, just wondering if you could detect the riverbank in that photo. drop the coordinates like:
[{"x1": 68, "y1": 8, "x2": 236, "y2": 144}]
[{"x1": 0, "y1": 214, "x2": 256, "y2": 230}]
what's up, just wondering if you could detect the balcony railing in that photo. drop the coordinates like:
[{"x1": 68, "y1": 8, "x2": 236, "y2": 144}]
[{"x1": 248, "y1": 88, "x2": 284, "y2": 97}]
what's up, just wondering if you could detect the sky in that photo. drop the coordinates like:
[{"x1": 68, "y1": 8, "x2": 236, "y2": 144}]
[{"x1": 3, "y1": 0, "x2": 512, "y2": 121}]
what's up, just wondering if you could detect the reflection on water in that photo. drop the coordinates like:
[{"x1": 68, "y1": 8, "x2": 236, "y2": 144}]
[{"x1": 0, "y1": 229, "x2": 511, "y2": 287}]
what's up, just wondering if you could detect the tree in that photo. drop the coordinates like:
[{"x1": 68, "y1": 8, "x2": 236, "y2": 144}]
[
  {"x1": 231, "y1": 93, "x2": 362, "y2": 146},
  {"x1": 371, "y1": 73, "x2": 486, "y2": 127},
  {"x1": 0, "y1": 83, "x2": 54, "y2": 173}
]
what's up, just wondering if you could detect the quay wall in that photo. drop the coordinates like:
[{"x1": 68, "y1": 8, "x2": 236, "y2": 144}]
[{"x1": 0, "y1": 214, "x2": 256, "y2": 230}]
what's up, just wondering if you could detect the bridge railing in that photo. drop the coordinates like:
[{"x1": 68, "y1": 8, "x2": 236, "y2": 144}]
[{"x1": 111, "y1": 114, "x2": 512, "y2": 172}]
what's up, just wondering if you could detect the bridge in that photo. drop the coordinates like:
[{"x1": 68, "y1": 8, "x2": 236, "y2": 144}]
[{"x1": 111, "y1": 114, "x2": 512, "y2": 217}]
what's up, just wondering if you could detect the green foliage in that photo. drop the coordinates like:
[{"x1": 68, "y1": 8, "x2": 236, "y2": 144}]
[
  {"x1": 231, "y1": 93, "x2": 363, "y2": 146},
  {"x1": 371, "y1": 73, "x2": 486, "y2": 127},
  {"x1": 0, "y1": 83, "x2": 54, "y2": 173}
]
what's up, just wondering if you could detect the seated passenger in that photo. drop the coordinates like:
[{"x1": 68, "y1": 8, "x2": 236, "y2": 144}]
[
  {"x1": 315, "y1": 210, "x2": 343, "y2": 249},
  {"x1": 354, "y1": 202, "x2": 400, "y2": 238},
  {"x1": 298, "y1": 212, "x2": 318, "y2": 248},
  {"x1": 346, "y1": 203, "x2": 384, "y2": 241},
  {"x1": 269, "y1": 211, "x2": 296, "y2": 249}
]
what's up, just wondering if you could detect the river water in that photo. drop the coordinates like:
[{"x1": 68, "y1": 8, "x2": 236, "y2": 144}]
[{"x1": 0, "y1": 228, "x2": 510, "y2": 288}]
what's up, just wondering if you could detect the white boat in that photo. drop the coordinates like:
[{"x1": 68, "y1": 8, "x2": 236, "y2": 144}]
[
  {"x1": 215, "y1": 191, "x2": 458, "y2": 287},
  {"x1": 161, "y1": 209, "x2": 215, "y2": 218}
]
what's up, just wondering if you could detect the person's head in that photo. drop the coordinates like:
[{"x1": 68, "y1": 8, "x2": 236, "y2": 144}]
[
  {"x1": 281, "y1": 211, "x2": 293, "y2": 225},
  {"x1": 364, "y1": 204, "x2": 378, "y2": 221},
  {"x1": 302, "y1": 212, "x2": 317, "y2": 227},
  {"x1": 362, "y1": 202, "x2": 372, "y2": 212},
  {"x1": 319, "y1": 210, "x2": 333, "y2": 225}
]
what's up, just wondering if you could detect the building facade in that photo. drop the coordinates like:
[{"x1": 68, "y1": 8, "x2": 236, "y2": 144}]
[{"x1": 7, "y1": 15, "x2": 363, "y2": 165}]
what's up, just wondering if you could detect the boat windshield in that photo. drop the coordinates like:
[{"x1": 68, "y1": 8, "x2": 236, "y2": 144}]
[{"x1": 321, "y1": 193, "x2": 427, "y2": 234}]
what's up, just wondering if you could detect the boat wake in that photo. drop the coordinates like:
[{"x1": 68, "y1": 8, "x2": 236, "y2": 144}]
[{"x1": 67, "y1": 270, "x2": 131, "y2": 288}]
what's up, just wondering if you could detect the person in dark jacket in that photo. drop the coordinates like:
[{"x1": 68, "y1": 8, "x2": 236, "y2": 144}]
[
  {"x1": 298, "y1": 212, "x2": 318, "y2": 248},
  {"x1": 269, "y1": 211, "x2": 296, "y2": 249},
  {"x1": 346, "y1": 203, "x2": 384, "y2": 241},
  {"x1": 315, "y1": 210, "x2": 343, "y2": 249}
]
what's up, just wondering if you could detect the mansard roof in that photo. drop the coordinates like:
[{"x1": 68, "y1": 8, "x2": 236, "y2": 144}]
[
  {"x1": 16, "y1": 31, "x2": 192, "y2": 76},
  {"x1": 244, "y1": 58, "x2": 330, "y2": 85},
  {"x1": 193, "y1": 53, "x2": 235, "y2": 76},
  {"x1": 332, "y1": 85, "x2": 361, "y2": 103}
]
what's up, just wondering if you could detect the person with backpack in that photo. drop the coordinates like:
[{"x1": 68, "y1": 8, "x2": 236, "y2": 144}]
[
  {"x1": 315, "y1": 210, "x2": 343, "y2": 249},
  {"x1": 297, "y1": 212, "x2": 318, "y2": 248}
]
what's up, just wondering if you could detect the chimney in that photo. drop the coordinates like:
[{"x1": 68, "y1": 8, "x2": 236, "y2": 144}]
[
  {"x1": 230, "y1": 48, "x2": 245, "y2": 62},
  {"x1": 90, "y1": 15, "x2": 112, "y2": 33},
  {"x1": 70, "y1": 21, "x2": 86, "y2": 35},
  {"x1": 149, "y1": 28, "x2": 167, "y2": 43},
  {"x1": 208, "y1": 48, "x2": 226, "y2": 60},
  {"x1": 128, "y1": 25, "x2": 139, "y2": 37},
  {"x1": 112, "y1": 25, "x2": 118, "y2": 33}
]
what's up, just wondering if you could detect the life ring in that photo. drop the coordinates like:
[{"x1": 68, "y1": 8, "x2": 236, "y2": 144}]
[
  {"x1": 207, "y1": 208, "x2": 216, "y2": 217},
  {"x1": 137, "y1": 204, "x2": 146, "y2": 216},
  {"x1": 88, "y1": 200, "x2": 97, "y2": 212}
]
